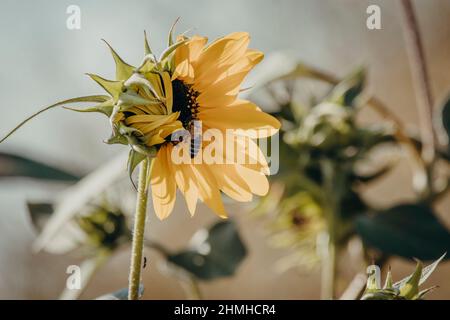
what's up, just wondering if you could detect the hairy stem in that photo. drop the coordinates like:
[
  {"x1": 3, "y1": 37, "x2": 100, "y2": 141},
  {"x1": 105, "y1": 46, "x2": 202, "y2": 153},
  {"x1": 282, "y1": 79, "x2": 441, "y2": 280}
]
[{"x1": 128, "y1": 157, "x2": 150, "y2": 300}]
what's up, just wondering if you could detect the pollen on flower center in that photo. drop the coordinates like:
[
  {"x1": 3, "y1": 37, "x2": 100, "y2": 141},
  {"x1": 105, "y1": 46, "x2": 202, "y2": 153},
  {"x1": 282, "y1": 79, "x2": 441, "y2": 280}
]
[{"x1": 171, "y1": 79, "x2": 199, "y2": 129}]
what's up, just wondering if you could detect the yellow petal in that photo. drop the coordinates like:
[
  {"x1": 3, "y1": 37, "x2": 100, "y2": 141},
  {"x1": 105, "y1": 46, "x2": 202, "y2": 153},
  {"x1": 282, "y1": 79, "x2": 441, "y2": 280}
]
[
  {"x1": 150, "y1": 146, "x2": 176, "y2": 220},
  {"x1": 176, "y1": 35, "x2": 208, "y2": 64},
  {"x1": 172, "y1": 59, "x2": 194, "y2": 83},
  {"x1": 235, "y1": 164, "x2": 269, "y2": 196},
  {"x1": 190, "y1": 163, "x2": 227, "y2": 218},
  {"x1": 129, "y1": 112, "x2": 180, "y2": 134},
  {"x1": 196, "y1": 55, "x2": 261, "y2": 107},
  {"x1": 205, "y1": 131, "x2": 270, "y2": 175},
  {"x1": 145, "y1": 121, "x2": 183, "y2": 146},
  {"x1": 194, "y1": 32, "x2": 250, "y2": 91},
  {"x1": 212, "y1": 49, "x2": 264, "y2": 85},
  {"x1": 169, "y1": 147, "x2": 199, "y2": 216},
  {"x1": 210, "y1": 164, "x2": 253, "y2": 202},
  {"x1": 126, "y1": 114, "x2": 172, "y2": 124},
  {"x1": 144, "y1": 72, "x2": 165, "y2": 101},
  {"x1": 173, "y1": 36, "x2": 207, "y2": 83},
  {"x1": 199, "y1": 100, "x2": 280, "y2": 138}
]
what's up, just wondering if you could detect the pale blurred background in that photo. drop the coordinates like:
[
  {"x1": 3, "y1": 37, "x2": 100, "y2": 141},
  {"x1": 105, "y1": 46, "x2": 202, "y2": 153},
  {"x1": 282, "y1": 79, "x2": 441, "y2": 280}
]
[{"x1": 0, "y1": 0, "x2": 449, "y2": 299}]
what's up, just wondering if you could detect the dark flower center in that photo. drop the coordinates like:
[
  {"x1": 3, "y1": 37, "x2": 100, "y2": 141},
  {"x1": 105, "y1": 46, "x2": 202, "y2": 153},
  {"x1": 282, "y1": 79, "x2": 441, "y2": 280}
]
[
  {"x1": 170, "y1": 79, "x2": 201, "y2": 158},
  {"x1": 171, "y1": 79, "x2": 200, "y2": 129}
]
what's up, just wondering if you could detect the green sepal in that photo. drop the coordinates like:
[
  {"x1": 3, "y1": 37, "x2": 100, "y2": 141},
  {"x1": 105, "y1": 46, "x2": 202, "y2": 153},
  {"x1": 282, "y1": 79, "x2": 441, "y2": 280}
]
[
  {"x1": 104, "y1": 132, "x2": 128, "y2": 145},
  {"x1": 326, "y1": 68, "x2": 365, "y2": 107},
  {"x1": 118, "y1": 122, "x2": 142, "y2": 137},
  {"x1": 102, "y1": 39, "x2": 135, "y2": 81},
  {"x1": 86, "y1": 73, "x2": 124, "y2": 101},
  {"x1": 64, "y1": 99, "x2": 114, "y2": 117},
  {"x1": 383, "y1": 268, "x2": 394, "y2": 289},
  {"x1": 158, "y1": 39, "x2": 188, "y2": 67},
  {"x1": 360, "y1": 291, "x2": 397, "y2": 300},
  {"x1": 416, "y1": 285, "x2": 438, "y2": 300},
  {"x1": 394, "y1": 252, "x2": 446, "y2": 289},
  {"x1": 0, "y1": 95, "x2": 111, "y2": 144},
  {"x1": 399, "y1": 260, "x2": 422, "y2": 299},
  {"x1": 365, "y1": 267, "x2": 380, "y2": 292},
  {"x1": 144, "y1": 30, "x2": 153, "y2": 55},
  {"x1": 127, "y1": 149, "x2": 146, "y2": 189},
  {"x1": 137, "y1": 55, "x2": 156, "y2": 73},
  {"x1": 118, "y1": 91, "x2": 160, "y2": 107},
  {"x1": 167, "y1": 17, "x2": 180, "y2": 47},
  {"x1": 131, "y1": 144, "x2": 157, "y2": 158},
  {"x1": 122, "y1": 73, "x2": 162, "y2": 101}
]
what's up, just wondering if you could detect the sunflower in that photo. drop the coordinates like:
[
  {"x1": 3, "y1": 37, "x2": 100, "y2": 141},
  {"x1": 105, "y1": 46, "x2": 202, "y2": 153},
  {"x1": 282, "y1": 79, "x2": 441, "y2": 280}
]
[
  {"x1": 68, "y1": 29, "x2": 281, "y2": 219},
  {"x1": 149, "y1": 32, "x2": 281, "y2": 219}
]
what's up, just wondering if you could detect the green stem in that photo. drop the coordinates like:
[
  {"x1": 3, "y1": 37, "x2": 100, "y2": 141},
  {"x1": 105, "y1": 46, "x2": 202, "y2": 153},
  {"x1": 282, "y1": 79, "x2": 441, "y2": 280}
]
[{"x1": 128, "y1": 157, "x2": 150, "y2": 300}]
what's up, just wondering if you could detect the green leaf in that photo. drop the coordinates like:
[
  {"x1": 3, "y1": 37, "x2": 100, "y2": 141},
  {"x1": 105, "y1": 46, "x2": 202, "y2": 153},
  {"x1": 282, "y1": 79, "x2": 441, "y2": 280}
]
[
  {"x1": 355, "y1": 204, "x2": 450, "y2": 260},
  {"x1": 341, "y1": 190, "x2": 367, "y2": 219},
  {"x1": 167, "y1": 220, "x2": 247, "y2": 280},
  {"x1": 0, "y1": 152, "x2": 80, "y2": 181},
  {"x1": 27, "y1": 202, "x2": 54, "y2": 232},
  {"x1": 327, "y1": 68, "x2": 365, "y2": 107}
]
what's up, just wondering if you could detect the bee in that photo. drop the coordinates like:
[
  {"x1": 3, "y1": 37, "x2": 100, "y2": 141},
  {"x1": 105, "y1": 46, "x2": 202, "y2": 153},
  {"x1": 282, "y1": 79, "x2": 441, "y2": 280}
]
[{"x1": 190, "y1": 120, "x2": 202, "y2": 159}]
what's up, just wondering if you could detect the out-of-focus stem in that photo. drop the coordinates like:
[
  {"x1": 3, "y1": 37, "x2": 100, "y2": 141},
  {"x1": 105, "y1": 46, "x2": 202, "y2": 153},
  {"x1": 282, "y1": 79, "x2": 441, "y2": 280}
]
[
  {"x1": 339, "y1": 272, "x2": 367, "y2": 300},
  {"x1": 320, "y1": 233, "x2": 337, "y2": 300},
  {"x1": 319, "y1": 160, "x2": 341, "y2": 300},
  {"x1": 400, "y1": 0, "x2": 436, "y2": 168},
  {"x1": 128, "y1": 158, "x2": 150, "y2": 300}
]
